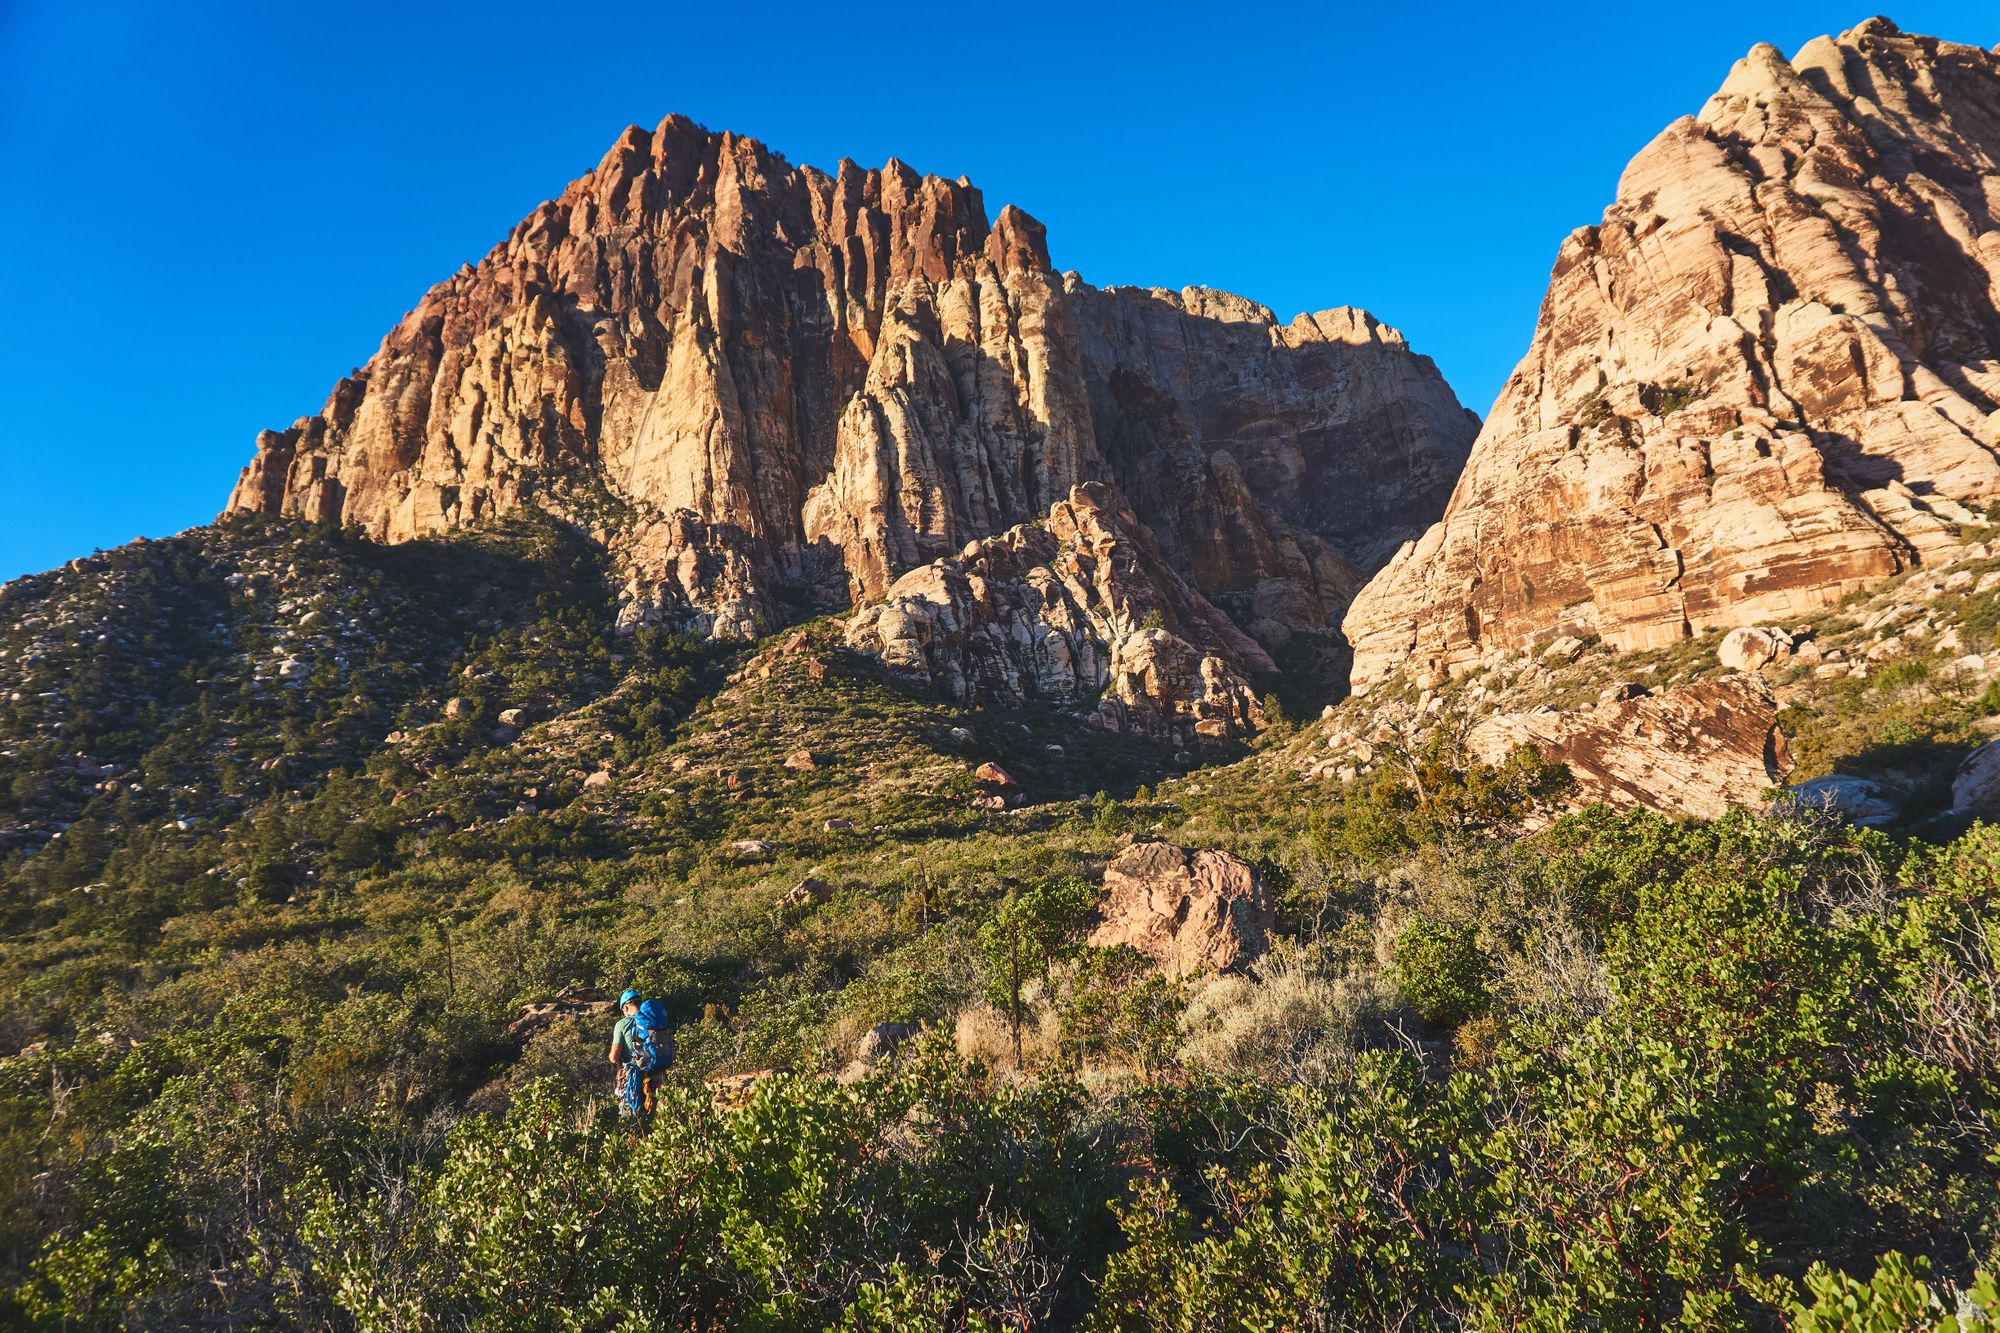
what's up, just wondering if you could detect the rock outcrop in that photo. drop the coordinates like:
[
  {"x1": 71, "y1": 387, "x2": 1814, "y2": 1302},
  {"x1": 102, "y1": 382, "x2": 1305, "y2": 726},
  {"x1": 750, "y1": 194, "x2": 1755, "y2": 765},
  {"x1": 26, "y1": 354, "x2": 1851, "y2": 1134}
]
[
  {"x1": 1953, "y1": 739, "x2": 2000, "y2": 817},
  {"x1": 1347, "y1": 20, "x2": 2000, "y2": 690},
  {"x1": 226, "y1": 116, "x2": 1476, "y2": 730},
  {"x1": 845, "y1": 484, "x2": 1267, "y2": 741},
  {"x1": 1089, "y1": 842, "x2": 1273, "y2": 977},
  {"x1": 505, "y1": 988, "x2": 614, "y2": 1042},
  {"x1": 1776, "y1": 773, "x2": 1902, "y2": 826},
  {"x1": 1465, "y1": 676, "x2": 1792, "y2": 819},
  {"x1": 1717, "y1": 626, "x2": 1797, "y2": 673}
]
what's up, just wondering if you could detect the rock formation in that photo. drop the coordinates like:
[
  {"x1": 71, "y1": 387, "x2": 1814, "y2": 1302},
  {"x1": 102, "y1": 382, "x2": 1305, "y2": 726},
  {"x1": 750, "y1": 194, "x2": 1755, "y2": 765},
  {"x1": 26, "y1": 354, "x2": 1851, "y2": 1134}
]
[
  {"x1": 844, "y1": 484, "x2": 1266, "y2": 743},
  {"x1": 1776, "y1": 774, "x2": 1902, "y2": 827},
  {"x1": 1347, "y1": 19, "x2": 2000, "y2": 690},
  {"x1": 1089, "y1": 842, "x2": 1274, "y2": 977},
  {"x1": 1953, "y1": 739, "x2": 2000, "y2": 816},
  {"x1": 1717, "y1": 626, "x2": 1798, "y2": 673},
  {"x1": 226, "y1": 117, "x2": 1476, "y2": 733},
  {"x1": 1465, "y1": 676, "x2": 1792, "y2": 819}
]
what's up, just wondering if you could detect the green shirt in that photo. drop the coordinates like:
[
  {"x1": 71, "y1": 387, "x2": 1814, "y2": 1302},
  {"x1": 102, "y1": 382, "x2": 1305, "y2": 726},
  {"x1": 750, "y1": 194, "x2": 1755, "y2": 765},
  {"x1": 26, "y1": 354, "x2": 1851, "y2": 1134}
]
[{"x1": 612, "y1": 1014, "x2": 638, "y2": 1062}]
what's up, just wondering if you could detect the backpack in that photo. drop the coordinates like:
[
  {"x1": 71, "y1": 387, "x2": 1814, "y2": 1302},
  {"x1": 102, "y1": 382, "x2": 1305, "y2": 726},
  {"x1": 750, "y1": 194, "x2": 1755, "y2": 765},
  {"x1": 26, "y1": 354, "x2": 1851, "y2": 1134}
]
[{"x1": 629, "y1": 999, "x2": 674, "y2": 1074}]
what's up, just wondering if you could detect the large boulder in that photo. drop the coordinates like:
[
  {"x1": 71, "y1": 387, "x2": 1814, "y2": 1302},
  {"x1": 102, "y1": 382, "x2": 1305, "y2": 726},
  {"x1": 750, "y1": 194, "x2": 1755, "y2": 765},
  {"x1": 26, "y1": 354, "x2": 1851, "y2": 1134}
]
[
  {"x1": 1088, "y1": 843, "x2": 1273, "y2": 978},
  {"x1": 1777, "y1": 774, "x2": 1900, "y2": 826},
  {"x1": 1465, "y1": 676, "x2": 1791, "y2": 820},
  {"x1": 781, "y1": 876, "x2": 832, "y2": 908},
  {"x1": 1717, "y1": 626, "x2": 1795, "y2": 673},
  {"x1": 1951, "y1": 740, "x2": 2000, "y2": 817},
  {"x1": 973, "y1": 762, "x2": 1021, "y2": 790},
  {"x1": 854, "y1": 1022, "x2": 918, "y2": 1066}
]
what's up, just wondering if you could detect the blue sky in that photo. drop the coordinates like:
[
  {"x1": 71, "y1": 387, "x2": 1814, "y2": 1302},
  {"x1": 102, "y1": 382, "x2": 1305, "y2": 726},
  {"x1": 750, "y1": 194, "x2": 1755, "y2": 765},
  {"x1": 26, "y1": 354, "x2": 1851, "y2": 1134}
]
[{"x1": 1, "y1": 2, "x2": 1994, "y2": 582}]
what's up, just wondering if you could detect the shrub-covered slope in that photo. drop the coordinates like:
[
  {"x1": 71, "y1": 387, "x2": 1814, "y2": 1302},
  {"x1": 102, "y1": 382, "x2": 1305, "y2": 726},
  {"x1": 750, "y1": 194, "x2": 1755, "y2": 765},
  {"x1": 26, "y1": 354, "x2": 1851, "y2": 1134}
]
[{"x1": 0, "y1": 516, "x2": 1997, "y2": 1328}]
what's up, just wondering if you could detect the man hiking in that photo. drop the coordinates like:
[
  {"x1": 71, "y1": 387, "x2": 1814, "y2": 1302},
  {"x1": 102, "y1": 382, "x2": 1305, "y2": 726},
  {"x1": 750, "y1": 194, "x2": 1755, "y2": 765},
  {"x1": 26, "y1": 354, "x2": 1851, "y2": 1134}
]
[{"x1": 608, "y1": 988, "x2": 673, "y2": 1117}]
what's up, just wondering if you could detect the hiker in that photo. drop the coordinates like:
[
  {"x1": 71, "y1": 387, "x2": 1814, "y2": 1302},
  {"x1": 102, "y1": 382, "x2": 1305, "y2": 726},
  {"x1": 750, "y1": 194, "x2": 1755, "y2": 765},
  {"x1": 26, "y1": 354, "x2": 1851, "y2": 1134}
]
[{"x1": 608, "y1": 988, "x2": 673, "y2": 1117}]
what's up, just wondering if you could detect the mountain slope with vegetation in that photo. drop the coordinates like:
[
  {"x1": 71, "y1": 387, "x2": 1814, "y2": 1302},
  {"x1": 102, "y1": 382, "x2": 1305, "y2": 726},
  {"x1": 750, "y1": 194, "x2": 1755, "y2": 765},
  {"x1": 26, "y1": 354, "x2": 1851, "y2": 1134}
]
[
  {"x1": 6, "y1": 14, "x2": 2000, "y2": 1332},
  {"x1": 2, "y1": 511, "x2": 1997, "y2": 1329}
]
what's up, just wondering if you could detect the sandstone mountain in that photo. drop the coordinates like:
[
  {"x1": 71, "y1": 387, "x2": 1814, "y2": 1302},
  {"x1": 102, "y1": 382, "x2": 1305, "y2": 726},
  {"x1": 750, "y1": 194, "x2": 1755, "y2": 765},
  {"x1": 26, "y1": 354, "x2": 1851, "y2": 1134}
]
[
  {"x1": 1346, "y1": 18, "x2": 2000, "y2": 690},
  {"x1": 226, "y1": 117, "x2": 1475, "y2": 739}
]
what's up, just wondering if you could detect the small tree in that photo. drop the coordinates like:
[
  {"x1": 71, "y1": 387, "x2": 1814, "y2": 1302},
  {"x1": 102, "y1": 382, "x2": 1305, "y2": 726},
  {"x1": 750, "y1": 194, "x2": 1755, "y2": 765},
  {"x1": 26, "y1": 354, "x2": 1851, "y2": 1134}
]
[{"x1": 979, "y1": 876, "x2": 1098, "y2": 1066}]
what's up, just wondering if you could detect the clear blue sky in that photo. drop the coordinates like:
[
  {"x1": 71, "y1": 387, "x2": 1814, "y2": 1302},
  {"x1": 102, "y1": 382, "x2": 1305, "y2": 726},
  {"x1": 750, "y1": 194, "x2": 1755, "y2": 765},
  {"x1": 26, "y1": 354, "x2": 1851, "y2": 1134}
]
[{"x1": 2, "y1": 2, "x2": 1993, "y2": 583}]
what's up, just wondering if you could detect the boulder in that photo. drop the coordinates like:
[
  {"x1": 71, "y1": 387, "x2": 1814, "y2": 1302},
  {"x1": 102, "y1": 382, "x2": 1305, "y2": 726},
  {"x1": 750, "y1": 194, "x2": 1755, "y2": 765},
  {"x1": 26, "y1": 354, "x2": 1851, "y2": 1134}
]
[
  {"x1": 444, "y1": 696, "x2": 470, "y2": 719},
  {"x1": 781, "y1": 877, "x2": 832, "y2": 908},
  {"x1": 1088, "y1": 842, "x2": 1273, "y2": 978},
  {"x1": 498, "y1": 707, "x2": 528, "y2": 728},
  {"x1": 1777, "y1": 775, "x2": 1900, "y2": 826},
  {"x1": 1718, "y1": 626, "x2": 1795, "y2": 673},
  {"x1": 1951, "y1": 740, "x2": 2000, "y2": 817},
  {"x1": 854, "y1": 1021, "x2": 918, "y2": 1066},
  {"x1": 583, "y1": 769, "x2": 612, "y2": 788},
  {"x1": 1467, "y1": 676, "x2": 1790, "y2": 820},
  {"x1": 727, "y1": 839, "x2": 778, "y2": 859},
  {"x1": 784, "y1": 749, "x2": 823, "y2": 772},
  {"x1": 974, "y1": 762, "x2": 1021, "y2": 790}
]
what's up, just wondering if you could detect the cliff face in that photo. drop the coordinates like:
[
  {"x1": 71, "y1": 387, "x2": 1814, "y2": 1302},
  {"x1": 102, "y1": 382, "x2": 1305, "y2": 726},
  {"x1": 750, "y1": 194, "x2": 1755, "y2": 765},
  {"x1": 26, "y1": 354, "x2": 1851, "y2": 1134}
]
[
  {"x1": 226, "y1": 116, "x2": 1476, "y2": 732},
  {"x1": 1345, "y1": 19, "x2": 2000, "y2": 689},
  {"x1": 844, "y1": 483, "x2": 1271, "y2": 746}
]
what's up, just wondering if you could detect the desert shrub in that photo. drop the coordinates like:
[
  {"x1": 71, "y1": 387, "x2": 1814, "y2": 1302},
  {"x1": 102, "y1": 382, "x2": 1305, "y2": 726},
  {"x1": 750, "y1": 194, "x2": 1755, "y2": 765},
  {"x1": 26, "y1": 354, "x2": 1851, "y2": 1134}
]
[
  {"x1": 1391, "y1": 915, "x2": 1490, "y2": 1026},
  {"x1": 1788, "y1": 1253, "x2": 2000, "y2": 1331},
  {"x1": 1179, "y1": 940, "x2": 1379, "y2": 1081},
  {"x1": 1330, "y1": 736, "x2": 1574, "y2": 865},
  {"x1": 1057, "y1": 948, "x2": 1186, "y2": 1080},
  {"x1": 295, "y1": 1047, "x2": 1124, "y2": 1330}
]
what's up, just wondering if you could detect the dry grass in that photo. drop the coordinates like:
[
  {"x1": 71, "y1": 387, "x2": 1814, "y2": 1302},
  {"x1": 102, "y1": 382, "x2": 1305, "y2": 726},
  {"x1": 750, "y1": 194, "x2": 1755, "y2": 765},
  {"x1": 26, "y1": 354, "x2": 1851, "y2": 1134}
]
[
  {"x1": 1179, "y1": 941, "x2": 1389, "y2": 1082},
  {"x1": 953, "y1": 1002, "x2": 1056, "y2": 1072}
]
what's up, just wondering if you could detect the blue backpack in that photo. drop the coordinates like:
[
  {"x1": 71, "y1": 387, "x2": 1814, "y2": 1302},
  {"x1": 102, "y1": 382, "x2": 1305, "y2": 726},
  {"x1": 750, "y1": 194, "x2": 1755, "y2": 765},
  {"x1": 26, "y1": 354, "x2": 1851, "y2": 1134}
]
[
  {"x1": 620, "y1": 1000, "x2": 674, "y2": 1115},
  {"x1": 630, "y1": 1000, "x2": 674, "y2": 1073}
]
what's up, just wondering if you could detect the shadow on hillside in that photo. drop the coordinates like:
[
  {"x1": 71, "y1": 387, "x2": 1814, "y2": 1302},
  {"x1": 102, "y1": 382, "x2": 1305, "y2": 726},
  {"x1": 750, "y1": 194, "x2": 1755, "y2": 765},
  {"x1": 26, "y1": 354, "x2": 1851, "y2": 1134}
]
[
  {"x1": 846, "y1": 652, "x2": 1245, "y2": 803},
  {"x1": 1831, "y1": 733, "x2": 1975, "y2": 823}
]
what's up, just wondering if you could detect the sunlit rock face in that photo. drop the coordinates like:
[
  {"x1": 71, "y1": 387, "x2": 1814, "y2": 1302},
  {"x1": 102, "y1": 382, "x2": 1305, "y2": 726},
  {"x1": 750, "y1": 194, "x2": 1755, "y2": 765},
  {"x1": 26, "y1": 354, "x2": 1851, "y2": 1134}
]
[
  {"x1": 1346, "y1": 19, "x2": 2000, "y2": 690},
  {"x1": 225, "y1": 117, "x2": 1476, "y2": 724}
]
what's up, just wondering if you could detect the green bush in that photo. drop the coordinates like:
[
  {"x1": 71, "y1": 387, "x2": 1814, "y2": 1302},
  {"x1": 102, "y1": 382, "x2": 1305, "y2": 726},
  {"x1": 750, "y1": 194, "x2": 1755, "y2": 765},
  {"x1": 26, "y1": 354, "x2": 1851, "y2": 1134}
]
[{"x1": 1391, "y1": 916, "x2": 1490, "y2": 1026}]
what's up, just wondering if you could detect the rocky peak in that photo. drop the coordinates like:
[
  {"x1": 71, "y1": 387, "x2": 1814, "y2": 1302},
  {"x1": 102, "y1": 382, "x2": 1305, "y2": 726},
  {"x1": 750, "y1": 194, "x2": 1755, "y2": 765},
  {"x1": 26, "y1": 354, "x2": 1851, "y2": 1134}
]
[
  {"x1": 226, "y1": 115, "x2": 1476, "y2": 733},
  {"x1": 1344, "y1": 20, "x2": 2000, "y2": 690}
]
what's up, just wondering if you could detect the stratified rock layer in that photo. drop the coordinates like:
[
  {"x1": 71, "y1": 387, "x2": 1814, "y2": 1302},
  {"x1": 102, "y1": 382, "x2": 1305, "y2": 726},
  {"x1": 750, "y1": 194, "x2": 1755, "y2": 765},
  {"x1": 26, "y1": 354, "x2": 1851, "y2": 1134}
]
[
  {"x1": 1465, "y1": 676, "x2": 1793, "y2": 820},
  {"x1": 1347, "y1": 19, "x2": 2000, "y2": 689},
  {"x1": 226, "y1": 116, "x2": 1476, "y2": 733}
]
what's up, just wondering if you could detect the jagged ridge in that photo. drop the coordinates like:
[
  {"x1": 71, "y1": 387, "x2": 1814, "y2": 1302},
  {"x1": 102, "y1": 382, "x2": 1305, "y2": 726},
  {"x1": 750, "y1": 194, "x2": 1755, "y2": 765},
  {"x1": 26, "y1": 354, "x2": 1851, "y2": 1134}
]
[{"x1": 225, "y1": 115, "x2": 1477, "y2": 738}]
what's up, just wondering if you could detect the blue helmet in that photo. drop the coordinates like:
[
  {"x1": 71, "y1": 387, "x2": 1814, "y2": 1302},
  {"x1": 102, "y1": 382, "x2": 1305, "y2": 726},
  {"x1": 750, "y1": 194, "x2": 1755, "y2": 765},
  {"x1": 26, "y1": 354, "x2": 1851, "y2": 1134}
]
[{"x1": 619, "y1": 988, "x2": 641, "y2": 1008}]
